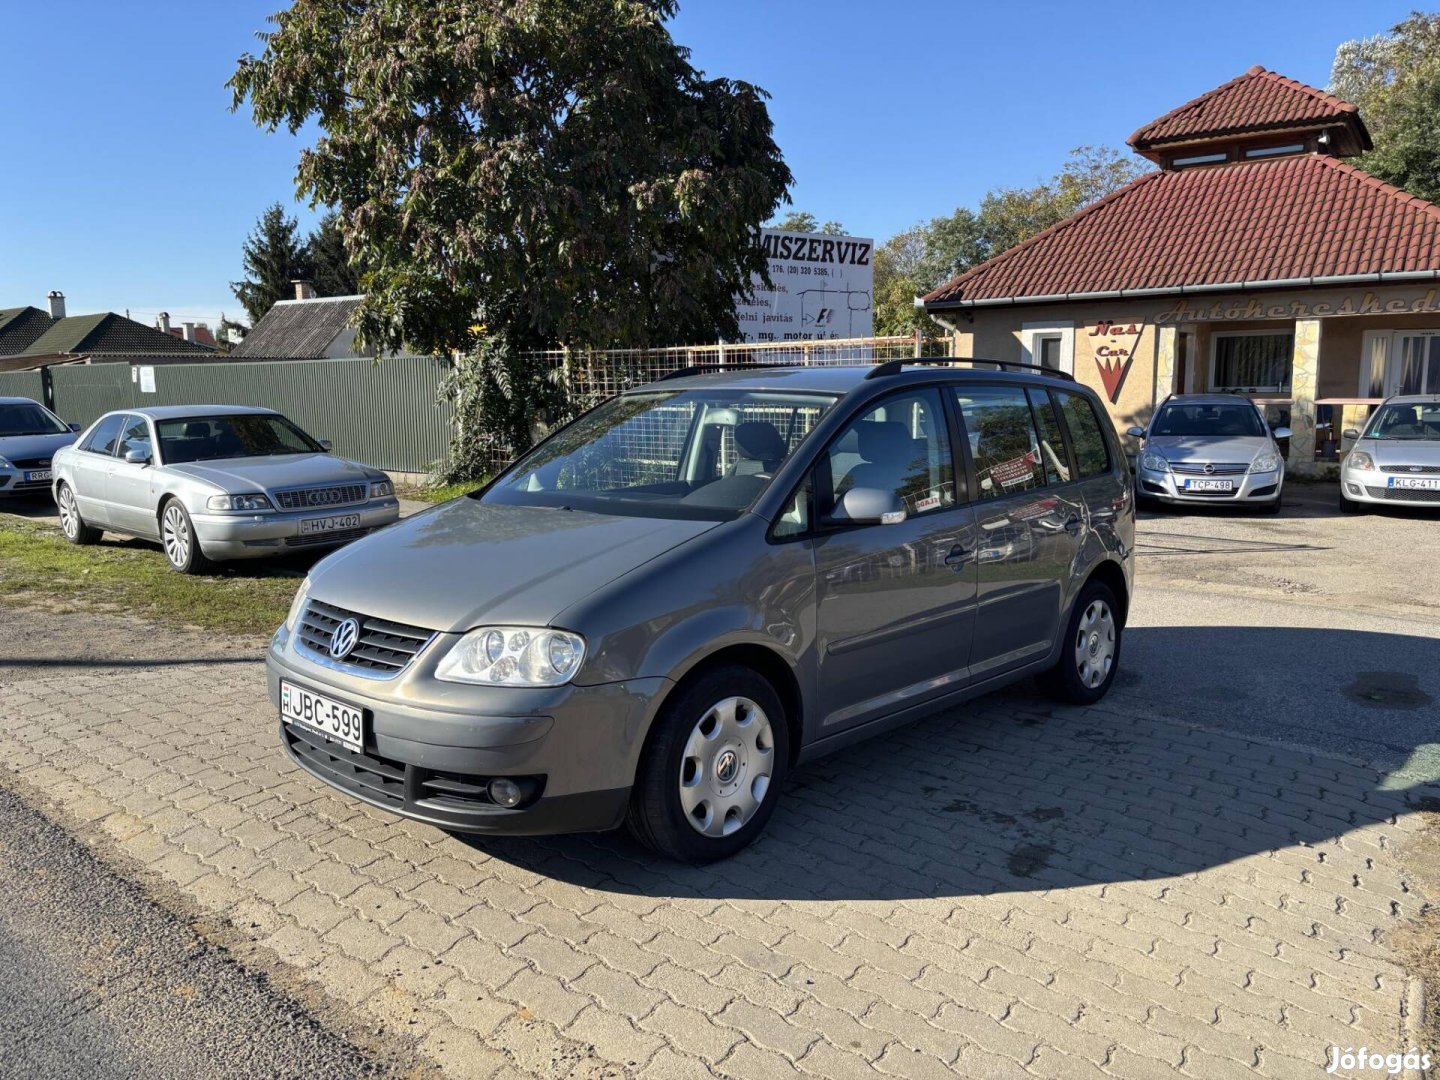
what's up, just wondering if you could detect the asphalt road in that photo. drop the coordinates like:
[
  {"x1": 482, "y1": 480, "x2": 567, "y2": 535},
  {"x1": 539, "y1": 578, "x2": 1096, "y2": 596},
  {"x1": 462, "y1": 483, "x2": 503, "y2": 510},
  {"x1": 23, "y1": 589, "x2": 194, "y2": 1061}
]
[{"x1": 0, "y1": 786, "x2": 430, "y2": 1080}]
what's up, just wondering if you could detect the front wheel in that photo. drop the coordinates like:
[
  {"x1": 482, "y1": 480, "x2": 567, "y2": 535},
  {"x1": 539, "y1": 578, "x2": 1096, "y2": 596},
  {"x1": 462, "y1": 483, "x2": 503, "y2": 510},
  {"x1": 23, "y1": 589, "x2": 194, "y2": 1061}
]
[
  {"x1": 1338, "y1": 491, "x2": 1364, "y2": 514},
  {"x1": 1036, "y1": 580, "x2": 1123, "y2": 706},
  {"x1": 626, "y1": 665, "x2": 790, "y2": 863},
  {"x1": 160, "y1": 500, "x2": 213, "y2": 575},
  {"x1": 56, "y1": 483, "x2": 101, "y2": 545}
]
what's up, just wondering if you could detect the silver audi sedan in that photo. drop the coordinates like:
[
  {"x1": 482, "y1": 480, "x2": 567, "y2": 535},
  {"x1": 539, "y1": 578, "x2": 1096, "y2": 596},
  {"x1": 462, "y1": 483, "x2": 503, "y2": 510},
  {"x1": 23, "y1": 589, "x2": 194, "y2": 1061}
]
[
  {"x1": 1129, "y1": 394, "x2": 1290, "y2": 512},
  {"x1": 1339, "y1": 395, "x2": 1440, "y2": 512},
  {"x1": 51, "y1": 405, "x2": 400, "y2": 572}
]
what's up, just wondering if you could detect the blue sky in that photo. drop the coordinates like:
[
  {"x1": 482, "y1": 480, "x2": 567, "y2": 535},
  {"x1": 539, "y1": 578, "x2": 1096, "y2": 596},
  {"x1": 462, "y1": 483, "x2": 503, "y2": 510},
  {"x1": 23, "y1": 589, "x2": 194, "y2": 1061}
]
[{"x1": 0, "y1": 0, "x2": 1417, "y2": 329}]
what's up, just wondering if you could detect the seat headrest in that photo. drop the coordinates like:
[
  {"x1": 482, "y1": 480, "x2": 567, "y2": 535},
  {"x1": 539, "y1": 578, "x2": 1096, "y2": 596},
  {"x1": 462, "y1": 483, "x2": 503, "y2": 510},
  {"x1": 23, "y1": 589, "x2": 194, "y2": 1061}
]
[
  {"x1": 182, "y1": 422, "x2": 210, "y2": 438},
  {"x1": 858, "y1": 421, "x2": 913, "y2": 463},
  {"x1": 734, "y1": 421, "x2": 786, "y2": 463}
]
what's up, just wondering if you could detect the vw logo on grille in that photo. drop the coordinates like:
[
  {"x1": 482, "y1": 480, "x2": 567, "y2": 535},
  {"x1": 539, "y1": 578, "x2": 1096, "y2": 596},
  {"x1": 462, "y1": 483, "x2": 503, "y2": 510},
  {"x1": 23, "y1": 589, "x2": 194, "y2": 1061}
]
[
  {"x1": 1203, "y1": 463, "x2": 1216, "y2": 475},
  {"x1": 329, "y1": 618, "x2": 361, "y2": 660}
]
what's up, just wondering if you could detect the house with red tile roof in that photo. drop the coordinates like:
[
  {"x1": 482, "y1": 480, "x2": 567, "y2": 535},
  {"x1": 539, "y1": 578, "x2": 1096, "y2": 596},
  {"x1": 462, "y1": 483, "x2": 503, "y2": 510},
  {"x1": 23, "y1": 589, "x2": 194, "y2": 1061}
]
[{"x1": 922, "y1": 65, "x2": 1440, "y2": 474}]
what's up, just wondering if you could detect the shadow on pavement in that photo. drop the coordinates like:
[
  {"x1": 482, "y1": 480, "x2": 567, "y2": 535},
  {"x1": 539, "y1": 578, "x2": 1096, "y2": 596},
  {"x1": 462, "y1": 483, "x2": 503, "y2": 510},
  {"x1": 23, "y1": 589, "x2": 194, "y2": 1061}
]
[{"x1": 459, "y1": 625, "x2": 1440, "y2": 901}]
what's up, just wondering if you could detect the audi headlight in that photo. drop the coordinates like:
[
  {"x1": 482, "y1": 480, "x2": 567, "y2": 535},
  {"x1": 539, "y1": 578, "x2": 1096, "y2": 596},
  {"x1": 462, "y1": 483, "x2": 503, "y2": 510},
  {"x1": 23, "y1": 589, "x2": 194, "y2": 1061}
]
[
  {"x1": 370, "y1": 480, "x2": 394, "y2": 498},
  {"x1": 1250, "y1": 450, "x2": 1282, "y2": 474},
  {"x1": 436, "y1": 627, "x2": 586, "y2": 687},
  {"x1": 283, "y1": 577, "x2": 312, "y2": 632},
  {"x1": 1139, "y1": 450, "x2": 1169, "y2": 472},
  {"x1": 207, "y1": 493, "x2": 273, "y2": 511},
  {"x1": 1347, "y1": 450, "x2": 1375, "y2": 472}
]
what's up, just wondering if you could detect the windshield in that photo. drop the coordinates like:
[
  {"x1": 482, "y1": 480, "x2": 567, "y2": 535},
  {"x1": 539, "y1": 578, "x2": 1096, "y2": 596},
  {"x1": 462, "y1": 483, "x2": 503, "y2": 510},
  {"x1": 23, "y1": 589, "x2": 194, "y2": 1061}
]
[
  {"x1": 482, "y1": 388, "x2": 838, "y2": 520},
  {"x1": 1151, "y1": 402, "x2": 1265, "y2": 438},
  {"x1": 155, "y1": 414, "x2": 323, "y2": 463},
  {"x1": 1362, "y1": 402, "x2": 1440, "y2": 440},
  {"x1": 0, "y1": 401, "x2": 68, "y2": 437}
]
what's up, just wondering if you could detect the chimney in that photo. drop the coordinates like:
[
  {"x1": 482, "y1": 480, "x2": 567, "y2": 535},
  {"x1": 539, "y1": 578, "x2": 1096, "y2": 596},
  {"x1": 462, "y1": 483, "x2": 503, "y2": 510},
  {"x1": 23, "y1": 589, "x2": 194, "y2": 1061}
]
[
  {"x1": 182, "y1": 322, "x2": 195, "y2": 342},
  {"x1": 46, "y1": 291, "x2": 66, "y2": 319},
  {"x1": 157, "y1": 312, "x2": 171, "y2": 333},
  {"x1": 293, "y1": 279, "x2": 316, "y2": 301}
]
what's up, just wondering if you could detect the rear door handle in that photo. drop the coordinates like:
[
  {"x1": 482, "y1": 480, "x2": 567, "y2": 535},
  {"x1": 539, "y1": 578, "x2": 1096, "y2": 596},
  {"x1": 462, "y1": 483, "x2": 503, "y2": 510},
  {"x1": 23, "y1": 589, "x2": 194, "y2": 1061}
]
[{"x1": 944, "y1": 545, "x2": 971, "y2": 569}]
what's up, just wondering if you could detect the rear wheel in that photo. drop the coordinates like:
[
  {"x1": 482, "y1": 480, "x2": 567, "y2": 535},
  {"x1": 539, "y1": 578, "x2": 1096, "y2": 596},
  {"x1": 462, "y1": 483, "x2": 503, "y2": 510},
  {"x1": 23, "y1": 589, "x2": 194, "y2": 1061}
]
[
  {"x1": 56, "y1": 483, "x2": 101, "y2": 545},
  {"x1": 627, "y1": 664, "x2": 789, "y2": 863},
  {"x1": 160, "y1": 499, "x2": 213, "y2": 575},
  {"x1": 1037, "y1": 580, "x2": 1123, "y2": 706}
]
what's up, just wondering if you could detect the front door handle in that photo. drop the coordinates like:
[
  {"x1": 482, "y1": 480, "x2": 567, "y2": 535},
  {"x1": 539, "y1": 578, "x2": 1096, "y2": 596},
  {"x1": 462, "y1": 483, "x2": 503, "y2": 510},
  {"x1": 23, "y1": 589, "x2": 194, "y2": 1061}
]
[{"x1": 944, "y1": 545, "x2": 971, "y2": 570}]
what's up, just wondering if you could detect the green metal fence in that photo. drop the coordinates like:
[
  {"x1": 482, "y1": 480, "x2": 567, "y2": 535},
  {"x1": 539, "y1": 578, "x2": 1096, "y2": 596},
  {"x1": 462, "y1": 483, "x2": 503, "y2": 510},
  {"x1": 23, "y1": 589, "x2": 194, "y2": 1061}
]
[
  {"x1": 0, "y1": 369, "x2": 45, "y2": 404},
  {"x1": 43, "y1": 357, "x2": 454, "y2": 474}
]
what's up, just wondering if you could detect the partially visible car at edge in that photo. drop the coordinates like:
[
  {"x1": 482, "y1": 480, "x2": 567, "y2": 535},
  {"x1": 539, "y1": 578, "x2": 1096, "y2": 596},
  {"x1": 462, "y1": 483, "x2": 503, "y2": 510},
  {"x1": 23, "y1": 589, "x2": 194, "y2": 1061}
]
[
  {"x1": 1339, "y1": 395, "x2": 1440, "y2": 513},
  {"x1": 1128, "y1": 394, "x2": 1289, "y2": 512},
  {"x1": 50, "y1": 405, "x2": 400, "y2": 572},
  {"x1": 0, "y1": 396, "x2": 80, "y2": 498}
]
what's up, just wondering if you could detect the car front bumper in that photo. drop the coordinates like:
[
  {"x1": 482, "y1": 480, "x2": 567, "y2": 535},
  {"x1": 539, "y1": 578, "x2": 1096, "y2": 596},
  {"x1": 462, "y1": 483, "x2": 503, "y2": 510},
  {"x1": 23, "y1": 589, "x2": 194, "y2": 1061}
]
[
  {"x1": 1340, "y1": 471, "x2": 1440, "y2": 507},
  {"x1": 1135, "y1": 466, "x2": 1281, "y2": 505},
  {"x1": 191, "y1": 500, "x2": 400, "y2": 559},
  {"x1": 265, "y1": 626, "x2": 667, "y2": 836},
  {"x1": 0, "y1": 464, "x2": 55, "y2": 496}
]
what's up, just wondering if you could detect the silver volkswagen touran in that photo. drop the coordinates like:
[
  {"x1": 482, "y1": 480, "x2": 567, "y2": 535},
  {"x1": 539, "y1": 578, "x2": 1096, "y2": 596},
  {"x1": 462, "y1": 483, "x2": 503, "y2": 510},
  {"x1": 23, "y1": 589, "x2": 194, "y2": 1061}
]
[{"x1": 268, "y1": 362, "x2": 1135, "y2": 862}]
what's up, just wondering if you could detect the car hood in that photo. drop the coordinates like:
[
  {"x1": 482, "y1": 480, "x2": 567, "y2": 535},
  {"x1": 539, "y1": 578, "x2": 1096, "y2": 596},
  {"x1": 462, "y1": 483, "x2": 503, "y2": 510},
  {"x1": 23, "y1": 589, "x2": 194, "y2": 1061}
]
[
  {"x1": 1358, "y1": 438, "x2": 1440, "y2": 466},
  {"x1": 1146, "y1": 435, "x2": 1272, "y2": 463},
  {"x1": 309, "y1": 498, "x2": 721, "y2": 632},
  {"x1": 0, "y1": 431, "x2": 76, "y2": 462},
  {"x1": 164, "y1": 453, "x2": 380, "y2": 492}
]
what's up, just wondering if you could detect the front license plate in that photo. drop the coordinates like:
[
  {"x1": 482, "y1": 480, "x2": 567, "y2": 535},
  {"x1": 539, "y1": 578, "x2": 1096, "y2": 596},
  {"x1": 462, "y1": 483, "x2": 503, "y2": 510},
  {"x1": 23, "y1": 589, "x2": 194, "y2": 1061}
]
[
  {"x1": 300, "y1": 513, "x2": 361, "y2": 535},
  {"x1": 1184, "y1": 478, "x2": 1233, "y2": 491},
  {"x1": 24, "y1": 470, "x2": 52, "y2": 482},
  {"x1": 280, "y1": 680, "x2": 364, "y2": 753},
  {"x1": 1388, "y1": 476, "x2": 1440, "y2": 490}
]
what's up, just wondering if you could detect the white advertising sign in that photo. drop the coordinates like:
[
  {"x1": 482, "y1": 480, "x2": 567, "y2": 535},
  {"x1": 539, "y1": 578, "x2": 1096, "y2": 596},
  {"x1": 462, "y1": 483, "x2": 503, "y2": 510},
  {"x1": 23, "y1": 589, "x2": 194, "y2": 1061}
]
[
  {"x1": 138, "y1": 366, "x2": 157, "y2": 393},
  {"x1": 736, "y1": 229, "x2": 874, "y2": 344}
]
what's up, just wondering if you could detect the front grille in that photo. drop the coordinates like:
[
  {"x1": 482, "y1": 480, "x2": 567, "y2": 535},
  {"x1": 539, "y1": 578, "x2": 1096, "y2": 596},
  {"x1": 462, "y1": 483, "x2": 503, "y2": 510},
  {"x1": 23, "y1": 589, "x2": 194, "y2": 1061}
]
[
  {"x1": 1170, "y1": 462, "x2": 1248, "y2": 476},
  {"x1": 1381, "y1": 464, "x2": 1440, "y2": 474},
  {"x1": 285, "y1": 527, "x2": 370, "y2": 548},
  {"x1": 296, "y1": 598, "x2": 435, "y2": 676},
  {"x1": 1365, "y1": 485, "x2": 1440, "y2": 503},
  {"x1": 275, "y1": 483, "x2": 368, "y2": 511},
  {"x1": 284, "y1": 722, "x2": 406, "y2": 806},
  {"x1": 1176, "y1": 487, "x2": 1239, "y2": 497},
  {"x1": 7, "y1": 457, "x2": 52, "y2": 470}
]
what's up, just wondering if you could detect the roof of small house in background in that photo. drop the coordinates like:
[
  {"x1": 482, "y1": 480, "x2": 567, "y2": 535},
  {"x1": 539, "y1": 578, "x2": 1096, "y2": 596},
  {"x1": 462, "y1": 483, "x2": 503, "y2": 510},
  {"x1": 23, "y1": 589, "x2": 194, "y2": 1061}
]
[
  {"x1": 230, "y1": 295, "x2": 362, "y2": 359},
  {"x1": 0, "y1": 306, "x2": 58, "y2": 356},
  {"x1": 16, "y1": 312, "x2": 214, "y2": 359},
  {"x1": 1128, "y1": 65, "x2": 1371, "y2": 159},
  {"x1": 923, "y1": 154, "x2": 1440, "y2": 308}
]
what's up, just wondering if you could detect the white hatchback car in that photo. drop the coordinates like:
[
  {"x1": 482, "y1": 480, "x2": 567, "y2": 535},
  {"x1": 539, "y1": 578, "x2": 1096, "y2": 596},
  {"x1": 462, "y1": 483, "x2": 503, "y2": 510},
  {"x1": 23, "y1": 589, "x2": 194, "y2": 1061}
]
[{"x1": 1340, "y1": 395, "x2": 1440, "y2": 512}]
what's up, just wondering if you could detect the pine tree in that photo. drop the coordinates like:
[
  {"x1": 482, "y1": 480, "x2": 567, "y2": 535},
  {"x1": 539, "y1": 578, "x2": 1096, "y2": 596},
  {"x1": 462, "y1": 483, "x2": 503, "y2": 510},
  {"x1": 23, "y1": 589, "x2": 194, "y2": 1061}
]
[
  {"x1": 307, "y1": 211, "x2": 364, "y2": 297},
  {"x1": 230, "y1": 203, "x2": 312, "y2": 324}
]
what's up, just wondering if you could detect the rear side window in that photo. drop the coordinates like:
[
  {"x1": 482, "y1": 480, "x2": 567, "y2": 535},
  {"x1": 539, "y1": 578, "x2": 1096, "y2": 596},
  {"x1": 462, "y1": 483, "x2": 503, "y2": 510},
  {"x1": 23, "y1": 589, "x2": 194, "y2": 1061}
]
[
  {"x1": 1055, "y1": 391, "x2": 1111, "y2": 478},
  {"x1": 951, "y1": 386, "x2": 1045, "y2": 499},
  {"x1": 79, "y1": 414, "x2": 125, "y2": 456},
  {"x1": 1027, "y1": 388, "x2": 1072, "y2": 485}
]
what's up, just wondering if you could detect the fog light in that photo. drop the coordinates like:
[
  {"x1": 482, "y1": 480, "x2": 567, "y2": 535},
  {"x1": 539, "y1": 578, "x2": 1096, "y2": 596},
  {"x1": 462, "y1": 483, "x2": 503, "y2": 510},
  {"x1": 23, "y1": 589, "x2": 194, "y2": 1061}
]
[{"x1": 488, "y1": 778, "x2": 524, "y2": 808}]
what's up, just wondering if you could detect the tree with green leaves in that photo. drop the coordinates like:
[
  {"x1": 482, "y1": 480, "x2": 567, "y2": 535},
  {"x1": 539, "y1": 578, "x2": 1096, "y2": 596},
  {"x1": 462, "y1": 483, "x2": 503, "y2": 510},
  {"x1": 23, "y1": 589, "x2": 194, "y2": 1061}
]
[
  {"x1": 1333, "y1": 12, "x2": 1440, "y2": 205},
  {"x1": 230, "y1": 202, "x2": 312, "y2": 324},
  {"x1": 307, "y1": 211, "x2": 365, "y2": 297},
  {"x1": 770, "y1": 210, "x2": 846, "y2": 234}
]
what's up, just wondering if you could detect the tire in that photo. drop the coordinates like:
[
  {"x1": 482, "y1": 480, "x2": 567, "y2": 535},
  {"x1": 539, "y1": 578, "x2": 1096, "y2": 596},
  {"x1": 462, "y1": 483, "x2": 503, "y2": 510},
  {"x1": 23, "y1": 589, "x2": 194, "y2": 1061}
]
[
  {"x1": 1036, "y1": 579, "x2": 1123, "y2": 706},
  {"x1": 1338, "y1": 491, "x2": 1364, "y2": 514},
  {"x1": 159, "y1": 499, "x2": 213, "y2": 575},
  {"x1": 1135, "y1": 493, "x2": 1160, "y2": 513},
  {"x1": 1259, "y1": 491, "x2": 1282, "y2": 515},
  {"x1": 626, "y1": 664, "x2": 790, "y2": 863},
  {"x1": 56, "y1": 483, "x2": 101, "y2": 545}
]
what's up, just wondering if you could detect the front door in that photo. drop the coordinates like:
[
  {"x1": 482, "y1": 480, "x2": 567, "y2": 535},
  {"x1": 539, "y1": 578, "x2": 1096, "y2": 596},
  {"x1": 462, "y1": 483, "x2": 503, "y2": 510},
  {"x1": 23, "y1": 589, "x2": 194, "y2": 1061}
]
[
  {"x1": 105, "y1": 414, "x2": 159, "y2": 537},
  {"x1": 950, "y1": 384, "x2": 1084, "y2": 681},
  {"x1": 69, "y1": 413, "x2": 127, "y2": 526},
  {"x1": 812, "y1": 387, "x2": 980, "y2": 732}
]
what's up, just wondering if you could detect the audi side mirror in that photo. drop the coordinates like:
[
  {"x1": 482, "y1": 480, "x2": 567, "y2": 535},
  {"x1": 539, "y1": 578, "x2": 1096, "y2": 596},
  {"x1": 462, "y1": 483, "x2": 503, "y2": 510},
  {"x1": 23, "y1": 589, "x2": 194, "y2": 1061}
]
[
  {"x1": 825, "y1": 487, "x2": 907, "y2": 526},
  {"x1": 1126, "y1": 426, "x2": 1146, "y2": 439},
  {"x1": 124, "y1": 449, "x2": 150, "y2": 465},
  {"x1": 1271, "y1": 426, "x2": 1292, "y2": 439}
]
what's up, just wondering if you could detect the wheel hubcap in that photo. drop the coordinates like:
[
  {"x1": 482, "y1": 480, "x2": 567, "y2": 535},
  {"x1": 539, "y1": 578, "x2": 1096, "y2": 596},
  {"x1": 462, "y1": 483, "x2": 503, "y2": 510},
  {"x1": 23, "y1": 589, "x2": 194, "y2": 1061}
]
[
  {"x1": 679, "y1": 696, "x2": 775, "y2": 838},
  {"x1": 162, "y1": 506, "x2": 189, "y2": 566},
  {"x1": 1074, "y1": 600, "x2": 1116, "y2": 689},
  {"x1": 59, "y1": 489, "x2": 78, "y2": 537}
]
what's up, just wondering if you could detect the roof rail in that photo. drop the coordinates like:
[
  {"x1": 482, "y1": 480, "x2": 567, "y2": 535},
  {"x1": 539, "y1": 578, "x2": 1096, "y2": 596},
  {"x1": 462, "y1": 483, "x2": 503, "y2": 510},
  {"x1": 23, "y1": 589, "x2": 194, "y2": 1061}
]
[
  {"x1": 657, "y1": 361, "x2": 816, "y2": 381},
  {"x1": 864, "y1": 357, "x2": 1076, "y2": 382}
]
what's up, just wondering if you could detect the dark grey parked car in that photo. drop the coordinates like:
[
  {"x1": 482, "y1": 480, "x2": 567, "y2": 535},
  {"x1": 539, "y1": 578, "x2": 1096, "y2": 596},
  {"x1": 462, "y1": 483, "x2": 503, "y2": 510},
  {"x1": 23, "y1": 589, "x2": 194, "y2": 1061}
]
[{"x1": 268, "y1": 361, "x2": 1135, "y2": 861}]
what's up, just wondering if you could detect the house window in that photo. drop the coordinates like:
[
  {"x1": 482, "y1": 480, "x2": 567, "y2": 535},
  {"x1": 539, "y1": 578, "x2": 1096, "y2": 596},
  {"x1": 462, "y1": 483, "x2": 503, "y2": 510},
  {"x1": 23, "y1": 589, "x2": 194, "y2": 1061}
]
[
  {"x1": 1021, "y1": 322, "x2": 1074, "y2": 375},
  {"x1": 1036, "y1": 334, "x2": 1063, "y2": 370},
  {"x1": 1211, "y1": 331, "x2": 1293, "y2": 392},
  {"x1": 1243, "y1": 143, "x2": 1306, "y2": 159},
  {"x1": 1362, "y1": 330, "x2": 1440, "y2": 397}
]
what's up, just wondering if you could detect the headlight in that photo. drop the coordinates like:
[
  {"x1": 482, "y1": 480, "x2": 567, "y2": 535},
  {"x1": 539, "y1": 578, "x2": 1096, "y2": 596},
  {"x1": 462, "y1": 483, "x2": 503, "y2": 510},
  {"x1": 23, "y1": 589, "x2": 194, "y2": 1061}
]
[
  {"x1": 207, "y1": 493, "x2": 273, "y2": 511},
  {"x1": 284, "y1": 577, "x2": 312, "y2": 632},
  {"x1": 435, "y1": 626, "x2": 586, "y2": 686},
  {"x1": 0, "y1": 456, "x2": 11, "y2": 468},
  {"x1": 370, "y1": 480, "x2": 394, "y2": 498},
  {"x1": 1250, "y1": 450, "x2": 1282, "y2": 473},
  {"x1": 1347, "y1": 450, "x2": 1375, "y2": 472},
  {"x1": 1139, "y1": 450, "x2": 1169, "y2": 472}
]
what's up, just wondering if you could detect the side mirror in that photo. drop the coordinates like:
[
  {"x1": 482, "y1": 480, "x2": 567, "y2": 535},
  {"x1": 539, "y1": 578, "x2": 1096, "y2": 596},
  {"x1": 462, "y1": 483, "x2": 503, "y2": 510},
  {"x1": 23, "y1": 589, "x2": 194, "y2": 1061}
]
[
  {"x1": 826, "y1": 487, "x2": 907, "y2": 526},
  {"x1": 68, "y1": 422, "x2": 82, "y2": 433},
  {"x1": 1125, "y1": 426, "x2": 1146, "y2": 439},
  {"x1": 1342, "y1": 428, "x2": 1360, "y2": 440},
  {"x1": 1271, "y1": 426, "x2": 1292, "y2": 439},
  {"x1": 319, "y1": 439, "x2": 334, "y2": 452},
  {"x1": 124, "y1": 449, "x2": 150, "y2": 465}
]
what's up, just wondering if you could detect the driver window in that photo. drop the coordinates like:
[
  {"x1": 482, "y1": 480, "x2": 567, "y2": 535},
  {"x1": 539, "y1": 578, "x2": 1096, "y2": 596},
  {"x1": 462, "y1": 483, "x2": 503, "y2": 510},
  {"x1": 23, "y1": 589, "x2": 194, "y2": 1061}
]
[
  {"x1": 117, "y1": 416, "x2": 152, "y2": 461},
  {"x1": 820, "y1": 390, "x2": 955, "y2": 520}
]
